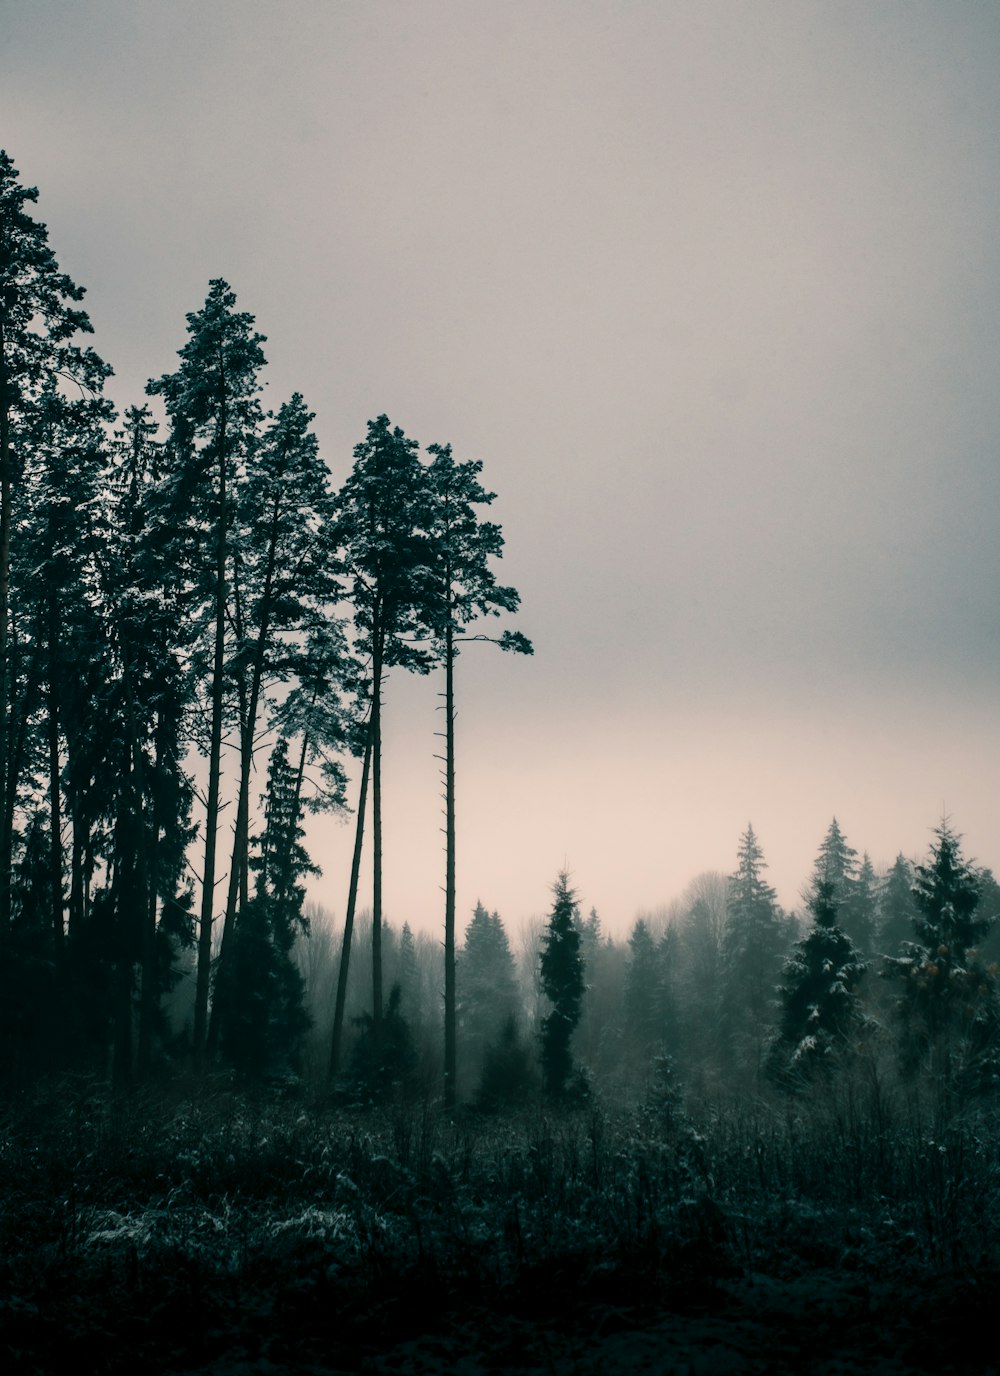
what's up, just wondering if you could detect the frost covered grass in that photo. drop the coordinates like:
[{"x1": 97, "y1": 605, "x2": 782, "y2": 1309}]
[{"x1": 2, "y1": 1077, "x2": 1000, "y2": 1371}]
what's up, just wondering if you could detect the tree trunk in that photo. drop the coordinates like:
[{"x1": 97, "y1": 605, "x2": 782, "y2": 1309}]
[
  {"x1": 443, "y1": 620, "x2": 457, "y2": 1109},
  {"x1": 207, "y1": 490, "x2": 281, "y2": 1056},
  {"x1": 371, "y1": 629, "x2": 384, "y2": 1032},
  {"x1": 329, "y1": 719, "x2": 373, "y2": 1080},
  {"x1": 192, "y1": 395, "x2": 228, "y2": 1066}
]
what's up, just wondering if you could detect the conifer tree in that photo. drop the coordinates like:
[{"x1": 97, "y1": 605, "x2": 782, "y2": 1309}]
[
  {"x1": 722, "y1": 825, "x2": 787, "y2": 1079},
  {"x1": 623, "y1": 918, "x2": 661, "y2": 1059},
  {"x1": 208, "y1": 392, "x2": 345, "y2": 1054},
  {"x1": 879, "y1": 853, "x2": 918, "y2": 953},
  {"x1": 0, "y1": 149, "x2": 109, "y2": 948},
  {"x1": 539, "y1": 872, "x2": 586, "y2": 1098},
  {"x1": 328, "y1": 416, "x2": 433, "y2": 1076},
  {"x1": 224, "y1": 737, "x2": 315, "y2": 1078},
  {"x1": 147, "y1": 279, "x2": 266, "y2": 1063},
  {"x1": 424, "y1": 441, "x2": 532, "y2": 1106},
  {"x1": 884, "y1": 822, "x2": 999, "y2": 1094},
  {"x1": 458, "y1": 901, "x2": 519, "y2": 1091},
  {"x1": 768, "y1": 879, "x2": 867, "y2": 1089}
]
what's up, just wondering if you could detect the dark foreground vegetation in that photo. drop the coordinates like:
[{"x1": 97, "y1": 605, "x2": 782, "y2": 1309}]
[{"x1": 5, "y1": 1078, "x2": 1000, "y2": 1374}]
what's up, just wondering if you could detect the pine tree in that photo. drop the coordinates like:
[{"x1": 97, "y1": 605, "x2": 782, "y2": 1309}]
[
  {"x1": 458, "y1": 902, "x2": 519, "y2": 1093},
  {"x1": 844, "y1": 851, "x2": 879, "y2": 957},
  {"x1": 223, "y1": 737, "x2": 315, "y2": 1078},
  {"x1": 328, "y1": 416, "x2": 433, "y2": 1076},
  {"x1": 539, "y1": 872, "x2": 586, "y2": 1098},
  {"x1": 424, "y1": 441, "x2": 532, "y2": 1107},
  {"x1": 884, "y1": 822, "x2": 999, "y2": 1095},
  {"x1": 768, "y1": 880, "x2": 867, "y2": 1089},
  {"x1": 0, "y1": 148, "x2": 110, "y2": 954},
  {"x1": 623, "y1": 918, "x2": 661, "y2": 1059},
  {"x1": 209, "y1": 392, "x2": 345, "y2": 1054},
  {"x1": 879, "y1": 853, "x2": 918, "y2": 953},
  {"x1": 723, "y1": 825, "x2": 787, "y2": 1079},
  {"x1": 147, "y1": 279, "x2": 267, "y2": 1064}
]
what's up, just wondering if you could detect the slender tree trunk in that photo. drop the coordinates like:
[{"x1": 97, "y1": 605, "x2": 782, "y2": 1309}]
[
  {"x1": 207, "y1": 492, "x2": 280, "y2": 1056},
  {"x1": 371, "y1": 631, "x2": 384, "y2": 1032},
  {"x1": 192, "y1": 397, "x2": 228, "y2": 1065},
  {"x1": 329, "y1": 719, "x2": 373, "y2": 1080},
  {"x1": 47, "y1": 636, "x2": 64, "y2": 967},
  {"x1": 443, "y1": 621, "x2": 457, "y2": 1108}
]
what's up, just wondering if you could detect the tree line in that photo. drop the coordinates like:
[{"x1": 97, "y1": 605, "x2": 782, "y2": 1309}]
[
  {"x1": 3, "y1": 150, "x2": 996, "y2": 1118},
  {"x1": 342, "y1": 817, "x2": 999, "y2": 1114},
  {"x1": 0, "y1": 150, "x2": 530, "y2": 1099}
]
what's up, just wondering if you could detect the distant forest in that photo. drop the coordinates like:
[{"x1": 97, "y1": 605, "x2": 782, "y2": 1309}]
[{"x1": 2, "y1": 148, "x2": 1000, "y2": 1121}]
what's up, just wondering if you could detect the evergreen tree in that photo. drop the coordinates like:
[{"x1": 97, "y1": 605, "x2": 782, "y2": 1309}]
[
  {"x1": 623, "y1": 918, "x2": 661, "y2": 1058},
  {"x1": 539, "y1": 872, "x2": 586, "y2": 1098},
  {"x1": 209, "y1": 392, "x2": 345, "y2": 1054},
  {"x1": 0, "y1": 150, "x2": 107, "y2": 946},
  {"x1": 677, "y1": 872, "x2": 729, "y2": 1086},
  {"x1": 424, "y1": 441, "x2": 532, "y2": 1107},
  {"x1": 844, "y1": 851, "x2": 879, "y2": 958},
  {"x1": 223, "y1": 737, "x2": 315, "y2": 1078},
  {"x1": 884, "y1": 822, "x2": 999, "y2": 1094},
  {"x1": 722, "y1": 825, "x2": 787, "y2": 1080},
  {"x1": 458, "y1": 901, "x2": 519, "y2": 1093},
  {"x1": 147, "y1": 279, "x2": 267, "y2": 1064},
  {"x1": 768, "y1": 879, "x2": 867, "y2": 1089},
  {"x1": 879, "y1": 853, "x2": 918, "y2": 953},
  {"x1": 328, "y1": 415, "x2": 433, "y2": 1076}
]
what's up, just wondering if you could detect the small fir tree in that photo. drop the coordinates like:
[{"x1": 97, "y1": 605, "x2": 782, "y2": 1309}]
[
  {"x1": 884, "y1": 822, "x2": 999, "y2": 1094},
  {"x1": 768, "y1": 880, "x2": 867, "y2": 1089},
  {"x1": 539, "y1": 872, "x2": 586, "y2": 1098}
]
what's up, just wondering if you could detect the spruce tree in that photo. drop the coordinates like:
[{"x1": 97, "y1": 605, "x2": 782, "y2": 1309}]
[
  {"x1": 768, "y1": 879, "x2": 867, "y2": 1089},
  {"x1": 458, "y1": 902, "x2": 519, "y2": 1092},
  {"x1": 224, "y1": 737, "x2": 315, "y2": 1078},
  {"x1": 539, "y1": 872, "x2": 586, "y2": 1098},
  {"x1": 623, "y1": 918, "x2": 661, "y2": 1059},
  {"x1": 722, "y1": 825, "x2": 787, "y2": 1079},
  {"x1": 884, "y1": 822, "x2": 999, "y2": 1094}
]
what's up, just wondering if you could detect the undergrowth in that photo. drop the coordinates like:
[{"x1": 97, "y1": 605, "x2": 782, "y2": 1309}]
[{"x1": 2, "y1": 1076, "x2": 1000, "y2": 1371}]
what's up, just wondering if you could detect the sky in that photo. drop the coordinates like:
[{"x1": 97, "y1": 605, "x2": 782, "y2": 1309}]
[{"x1": 3, "y1": 0, "x2": 1000, "y2": 935}]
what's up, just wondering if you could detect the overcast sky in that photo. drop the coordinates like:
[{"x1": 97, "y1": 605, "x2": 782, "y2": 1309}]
[{"x1": 3, "y1": 1, "x2": 1000, "y2": 934}]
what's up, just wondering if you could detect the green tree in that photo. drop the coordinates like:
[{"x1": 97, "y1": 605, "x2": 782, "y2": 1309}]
[
  {"x1": 224, "y1": 737, "x2": 316, "y2": 1078},
  {"x1": 879, "y1": 853, "x2": 918, "y2": 953},
  {"x1": 539, "y1": 872, "x2": 586, "y2": 1098},
  {"x1": 425, "y1": 441, "x2": 532, "y2": 1107},
  {"x1": 208, "y1": 392, "x2": 344, "y2": 1055},
  {"x1": 884, "y1": 822, "x2": 999, "y2": 1095},
  {"x1": 458, "y1": 901, "x2": 519, "y2": 1094},
  {"x1": 623, "y1": 918, "x2": 661, "y2": 1060},
  {"x1": 768, "y1": 879, "x2": 867, "y2": 1089},
  {"x1": 328, "y1": 416, "x2": 433, "y2": 1077},
  {"x1": 147, "y1": 278, "x2": 266, "y2": 1064},
  {"x1": 722, "y1": 825, "x2": 787, "y2": 1080},
  {"x1": 0, "y1": 149, "x2": 108, "y2": 949}
]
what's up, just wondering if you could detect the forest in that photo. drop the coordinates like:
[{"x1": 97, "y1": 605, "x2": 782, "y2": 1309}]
[{"x1": 4, "y1": 148, "x2": 1000, "y2": 1373}]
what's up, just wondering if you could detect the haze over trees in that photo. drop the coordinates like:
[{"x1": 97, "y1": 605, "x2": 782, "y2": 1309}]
[{"x1": 2, "y1": 147, "x2": 1000, "y2": 1130}]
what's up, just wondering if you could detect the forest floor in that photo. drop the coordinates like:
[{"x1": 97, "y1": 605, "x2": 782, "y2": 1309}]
[{"x1": 2, "y1": 1081, "x2": 999, "y2": 1374}]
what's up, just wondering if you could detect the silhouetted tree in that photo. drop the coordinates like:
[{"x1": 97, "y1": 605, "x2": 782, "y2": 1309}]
[
  {"x1": 884, "y1": 822, "x2": 999, "y2": 1096},
  {"x1": 768, "y1": 879, "x2": 867, "y2": 1089},
  {"x1": 147, "y1": 279, "x2": 266, "y2": 1064},
  {"x1": 539, "y1": 872, "x2": 586, "y2": 1098},
  {"x1": 424, "y1": 440, "x2": 531, "y2": 1106}
]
